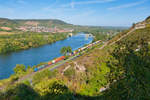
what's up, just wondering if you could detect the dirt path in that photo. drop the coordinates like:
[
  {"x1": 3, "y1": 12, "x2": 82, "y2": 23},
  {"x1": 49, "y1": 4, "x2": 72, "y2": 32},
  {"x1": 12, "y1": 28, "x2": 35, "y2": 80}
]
[
  {"x1": 109, "y1": 28, "x2": 135, "y2": 46},
  {"x1": 99, "y1": 41, "x2": 109, "y2": 49}
]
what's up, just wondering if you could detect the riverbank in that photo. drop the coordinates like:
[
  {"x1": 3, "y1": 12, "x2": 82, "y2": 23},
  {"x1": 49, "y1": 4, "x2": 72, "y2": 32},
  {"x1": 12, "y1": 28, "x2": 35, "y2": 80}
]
[{"x1": 0, "y1": 32, "x2": 68, "y2": 54}]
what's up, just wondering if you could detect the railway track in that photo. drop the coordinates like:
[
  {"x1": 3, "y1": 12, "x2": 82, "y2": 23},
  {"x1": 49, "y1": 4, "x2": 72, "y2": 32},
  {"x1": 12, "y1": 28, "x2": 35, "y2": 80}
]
[{"x1": 99, "y1": 28, "x2": 136, "y2": 50}]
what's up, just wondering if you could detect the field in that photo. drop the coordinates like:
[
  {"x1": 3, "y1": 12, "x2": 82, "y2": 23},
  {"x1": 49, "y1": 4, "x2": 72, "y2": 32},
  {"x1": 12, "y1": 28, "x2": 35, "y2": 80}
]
[{"x1": 0, "y1": 31, "x2": 15, "y2": 35}]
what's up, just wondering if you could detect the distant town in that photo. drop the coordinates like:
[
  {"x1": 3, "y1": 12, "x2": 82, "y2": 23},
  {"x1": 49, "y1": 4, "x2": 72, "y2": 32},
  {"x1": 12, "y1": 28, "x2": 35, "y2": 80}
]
[{"x1": 16, "y1": 26, "x2": 74, "y2": 33}]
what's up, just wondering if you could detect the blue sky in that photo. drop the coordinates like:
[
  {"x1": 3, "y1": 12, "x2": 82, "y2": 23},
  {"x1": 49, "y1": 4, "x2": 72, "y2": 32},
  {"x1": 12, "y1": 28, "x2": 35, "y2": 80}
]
[{"x1": 0, "y1": 0, "x2": 150, "y2": 26}]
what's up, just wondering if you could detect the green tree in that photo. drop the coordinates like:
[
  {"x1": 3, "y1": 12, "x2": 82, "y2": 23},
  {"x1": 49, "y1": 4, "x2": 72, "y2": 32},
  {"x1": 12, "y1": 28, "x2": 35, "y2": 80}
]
[
  {"x1": 60, "y1": 46, "x2": 72, "y2": 56},
  {"x1": 13, "y1": 64, "x2": 26, "y2": 75},
  {"x1": 34, "y1": 78, "x2": 73, "y2": 100}
]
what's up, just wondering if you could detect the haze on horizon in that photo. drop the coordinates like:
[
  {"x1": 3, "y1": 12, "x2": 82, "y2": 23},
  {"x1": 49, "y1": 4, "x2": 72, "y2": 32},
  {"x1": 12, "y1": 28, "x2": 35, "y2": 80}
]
[{"x1": 0, "y1": 0, "x2": 150, "y2": 27}]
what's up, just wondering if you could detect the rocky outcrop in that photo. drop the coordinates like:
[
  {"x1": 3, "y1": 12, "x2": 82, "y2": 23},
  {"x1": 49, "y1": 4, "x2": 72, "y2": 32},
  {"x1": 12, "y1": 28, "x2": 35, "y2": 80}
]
[{"x1": 73, "y1": 62, "x2": 86, "y2": 72}]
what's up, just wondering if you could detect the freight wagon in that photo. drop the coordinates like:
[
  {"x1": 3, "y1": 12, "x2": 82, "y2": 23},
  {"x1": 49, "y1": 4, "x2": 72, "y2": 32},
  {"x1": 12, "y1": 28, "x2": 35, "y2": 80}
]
[
  {"x1": 34, "y1": 64, "x2": 47, "y2": 72},
  {"x1": 52, "y1": 56, "x2": 65, "y2": 63}
]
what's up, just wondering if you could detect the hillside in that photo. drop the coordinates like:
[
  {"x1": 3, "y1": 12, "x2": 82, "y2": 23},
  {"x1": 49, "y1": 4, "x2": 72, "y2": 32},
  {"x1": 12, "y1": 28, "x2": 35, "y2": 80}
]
[
  {"x1": 14, "y1": 19, "x2": 70, "y2": 27},
  {"x1": 0, "y1": 18, "x2": 69, "y2": 27},
  {"x1": 0, "y1": 16, "x2": 149, "y2": 100},
  {"x1": 146, "y1": 16, "x2": 150, "y2": 22},
  {"x1": 0, "y1": 18, "x2": 18, "y2": 29},
  {"x1": 51, "y1": 16, "x2": 150, "y2": 99},
  {"x1": 0, "y1": 18, "x2": 73, "y2": 33},
  {"x1": 0, "y1": 18, "x2": 125, "y2": 33}
]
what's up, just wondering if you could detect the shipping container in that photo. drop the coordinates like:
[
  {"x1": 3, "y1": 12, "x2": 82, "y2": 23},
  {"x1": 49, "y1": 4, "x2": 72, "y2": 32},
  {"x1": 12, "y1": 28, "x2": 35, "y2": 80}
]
[
  {"x1": 52, "y1": 56, "x2": 65, "y2": 63},
  {"x1": 34, "y1": 68, "x2": 38, "y2": 72},
  {"x1": 38, "y1": 65, "x2": 45, "y2": 70},
  {"x1": 48, "y1": 61, "x2": 52, "y2": 65}
]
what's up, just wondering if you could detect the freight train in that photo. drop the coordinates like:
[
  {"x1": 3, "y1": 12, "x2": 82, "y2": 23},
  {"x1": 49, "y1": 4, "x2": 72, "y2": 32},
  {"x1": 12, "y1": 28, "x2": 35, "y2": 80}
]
[
  {"x1": 34, "y1": 40, "x2": 101, "y2": 72},
  {"x1": 34, "y1": 56, "x2": 65, "y2": 72}
]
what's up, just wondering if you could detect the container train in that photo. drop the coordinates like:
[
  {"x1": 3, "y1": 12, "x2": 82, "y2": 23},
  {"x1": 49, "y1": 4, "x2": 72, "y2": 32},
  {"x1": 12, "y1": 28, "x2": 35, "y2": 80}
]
[
  {"x1": 34, "y1": 40, "x2": 101, "y2": 72},
  {"x1": 34, "y1": 56, "x2": 65, "y2": 72}
]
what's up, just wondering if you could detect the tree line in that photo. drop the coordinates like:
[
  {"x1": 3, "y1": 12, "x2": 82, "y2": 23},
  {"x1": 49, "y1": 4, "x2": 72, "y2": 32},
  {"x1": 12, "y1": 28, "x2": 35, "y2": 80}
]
[{"x1": 0, "y1": 32, "x2": 67, "y2": 54}]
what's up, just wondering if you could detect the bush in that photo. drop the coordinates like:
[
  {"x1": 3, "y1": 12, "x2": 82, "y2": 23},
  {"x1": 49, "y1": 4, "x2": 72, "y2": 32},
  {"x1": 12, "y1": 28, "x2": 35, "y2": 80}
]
[
  {"x1": 1, "y1": 84, "x2": 39, "y2": 100},
  {"x1": 13, "y1": 64, "x2": 26, "y2": 75},
  {"x1": 32, "y1": 70, "x2": 57, "y2": 85},
  {"x1": 34, "y1": 78, "x2": 73, "y2": 100}
]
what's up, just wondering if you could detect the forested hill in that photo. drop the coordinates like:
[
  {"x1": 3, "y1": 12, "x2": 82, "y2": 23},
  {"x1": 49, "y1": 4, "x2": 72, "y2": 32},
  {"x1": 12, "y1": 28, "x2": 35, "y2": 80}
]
[
  {"x1": 14, "y1": 19, "x2": 70, "y2": 26},
  {"x1": 0, "y1": 18, "x2": 70, "y2": 27},
  {"x1": 0, "y1": 18, "x2": 18, "y2": 27}
]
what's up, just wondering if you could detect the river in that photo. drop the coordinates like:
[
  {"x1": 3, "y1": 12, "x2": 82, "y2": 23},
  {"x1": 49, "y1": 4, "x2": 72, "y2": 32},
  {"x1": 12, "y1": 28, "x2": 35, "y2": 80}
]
[{"x1": 0, "y1": 33, "x2": 93, "y2": 79}]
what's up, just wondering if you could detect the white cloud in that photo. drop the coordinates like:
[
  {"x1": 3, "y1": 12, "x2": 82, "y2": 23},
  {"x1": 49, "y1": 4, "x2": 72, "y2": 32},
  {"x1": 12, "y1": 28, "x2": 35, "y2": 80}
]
[
  {"x1": 62, "y1": 0, "x2": 116, "y2": 8},
  {"x1": 108, "y1": 0, "x2": 148, "y2": 10}
]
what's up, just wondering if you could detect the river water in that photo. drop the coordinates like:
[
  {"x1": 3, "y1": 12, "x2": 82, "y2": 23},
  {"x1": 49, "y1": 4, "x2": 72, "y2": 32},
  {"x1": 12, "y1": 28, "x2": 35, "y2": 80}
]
[{"x1": 0, "y1": 33, "x2": 93, "y2": 79}]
